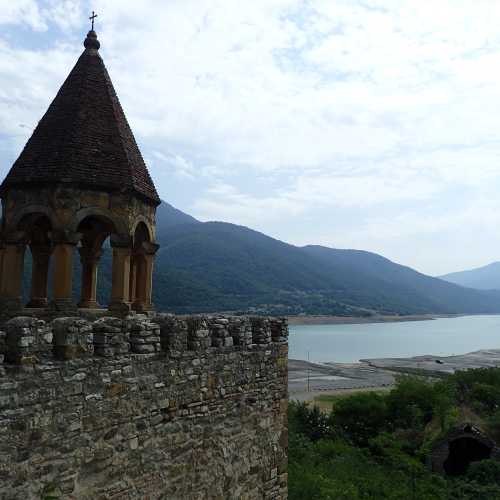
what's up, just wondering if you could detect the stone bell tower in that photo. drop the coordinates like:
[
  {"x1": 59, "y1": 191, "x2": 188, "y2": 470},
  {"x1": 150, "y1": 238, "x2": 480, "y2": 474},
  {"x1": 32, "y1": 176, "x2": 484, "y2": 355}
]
[{"x1": 0, "y1": 28, "x2": 160, "y2": 317}]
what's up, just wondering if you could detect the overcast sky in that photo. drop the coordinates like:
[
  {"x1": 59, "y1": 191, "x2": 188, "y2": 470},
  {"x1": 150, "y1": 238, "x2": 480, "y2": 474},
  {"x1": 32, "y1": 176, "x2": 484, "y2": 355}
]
[{"x1": 2, "y1": 1, "x2": 500, "y2": 276}]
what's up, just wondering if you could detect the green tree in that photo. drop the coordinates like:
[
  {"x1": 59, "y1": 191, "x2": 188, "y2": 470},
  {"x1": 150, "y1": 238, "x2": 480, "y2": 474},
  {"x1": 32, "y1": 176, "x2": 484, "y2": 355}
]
[
  {"x1": 330, "y1": 392, "x2": 388, "y2": 446},
  {"x1": 387, "y1": 376, "x2": 436, "y2": 429}
]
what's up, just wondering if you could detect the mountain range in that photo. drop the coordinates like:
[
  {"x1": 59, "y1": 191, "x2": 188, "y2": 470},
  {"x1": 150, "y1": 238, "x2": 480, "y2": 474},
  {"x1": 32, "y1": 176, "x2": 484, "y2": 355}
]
[
  {"x1": 122, "y1": 202, "x2": 500, "y2": 315},
  {"x1": 22, "y1": 202, "x2": 500, "y2": 316},
  {"x1": 440, "y1": 262, "x2": 500, "y2": 291}
]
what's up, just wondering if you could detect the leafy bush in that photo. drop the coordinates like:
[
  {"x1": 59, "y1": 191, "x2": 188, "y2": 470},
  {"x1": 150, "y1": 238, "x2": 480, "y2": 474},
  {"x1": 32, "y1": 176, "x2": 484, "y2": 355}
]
[
  {"x1": 466, "y1": 459, "x2": 500, "y2": 484},
  {"x1": 289, "y1": 368, "x2": 500, "y2": 499},
  {"x1": 386, "y1": 376, "x2": 437, "y2": 428},
  {"x1": 453, "y1": 368, "x2": 500, "y2": 404},
  {"x1": 330, "y1": 392, "x2": 388, "y2": 446},
  {"x1": 470, "y1": 383, "x2": 500, "y2": 414},
  {"x1": 289, "y1": 401, "x2": 332, "y2": 442}
]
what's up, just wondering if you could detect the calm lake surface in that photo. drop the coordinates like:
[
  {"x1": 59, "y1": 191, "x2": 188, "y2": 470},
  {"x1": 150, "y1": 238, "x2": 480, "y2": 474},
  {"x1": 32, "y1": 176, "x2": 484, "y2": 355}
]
[{"x1": 289, "y1": 315, "x2": 500, "y2": 363}]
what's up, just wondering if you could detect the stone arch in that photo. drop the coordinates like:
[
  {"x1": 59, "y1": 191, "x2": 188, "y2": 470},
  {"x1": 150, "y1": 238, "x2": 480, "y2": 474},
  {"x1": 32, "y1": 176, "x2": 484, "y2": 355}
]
[
  {"x1": 431, "y1": 424, "x2": 499, "y2": 476},
  {"x1": 9, "y1": 205, "x2": 55, "y2": 233},
  {"x1": 72, "y1": 207, "x2": 128, "y2": 236},
  {"x1": 131, "y1": 216, "x2": 154, "y2": 241},
  {"x1": 130, "y1": 221, "x2": 156, "y2": 312},
  {"x1": 76, "y1": 214, "x2": 118, "y2": 309},
  {"x1": 17, "y1": 212, "x2": 52, "y2": 240},
  {"x1": 444, "y1": 435, "x2": 492, "y2": 476},
  {"x1": 133, "y1": 221, "x2": 152, "y2": 246}
]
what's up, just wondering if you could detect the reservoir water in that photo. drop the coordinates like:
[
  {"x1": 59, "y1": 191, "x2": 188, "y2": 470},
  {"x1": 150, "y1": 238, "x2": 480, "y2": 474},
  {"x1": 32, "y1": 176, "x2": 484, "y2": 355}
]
[{"x1": 289, "y1": 315, "x2": 500, "y2": 363}]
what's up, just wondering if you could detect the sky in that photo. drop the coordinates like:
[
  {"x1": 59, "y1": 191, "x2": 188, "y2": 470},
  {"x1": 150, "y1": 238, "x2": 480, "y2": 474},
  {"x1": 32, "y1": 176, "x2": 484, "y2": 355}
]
[{"x1": 1, "y1": 0, "x2": 500, "y2": 276}]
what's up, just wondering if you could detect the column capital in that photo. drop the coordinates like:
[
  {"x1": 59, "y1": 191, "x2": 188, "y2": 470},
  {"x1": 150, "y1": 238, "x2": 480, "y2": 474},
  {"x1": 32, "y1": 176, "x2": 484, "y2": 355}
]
[
  {"x1": 110, "y1": 234, "x2": 133, "y2": 248},
  {"x1": 78, "y1": 246, "x2": 103, "y2": 264},
  {"x1": 1, "y1": 230, "x2": 28, "y2": 246},
  {"x1": 50, "y1": 230, "x2": 81, "y2": 245},
  {"x1": 136, "y1": 241, "x2": 160, "y2": 255}
]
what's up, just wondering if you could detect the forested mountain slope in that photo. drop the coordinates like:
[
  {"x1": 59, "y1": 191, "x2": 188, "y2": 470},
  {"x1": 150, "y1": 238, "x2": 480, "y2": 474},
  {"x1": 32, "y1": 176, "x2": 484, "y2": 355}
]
[{"x1": 23, "y1": 202, "x2": 500, "y2": 315}]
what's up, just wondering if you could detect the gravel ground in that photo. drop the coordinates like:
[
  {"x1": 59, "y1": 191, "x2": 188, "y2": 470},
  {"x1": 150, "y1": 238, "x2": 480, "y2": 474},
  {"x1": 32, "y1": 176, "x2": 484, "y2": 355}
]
[
  {"x1": 289, "y1": 350, "x2": 500, "y2": 402},
  {"x1": 288, "y1": 358, "x2": 395, "y2": 402}
]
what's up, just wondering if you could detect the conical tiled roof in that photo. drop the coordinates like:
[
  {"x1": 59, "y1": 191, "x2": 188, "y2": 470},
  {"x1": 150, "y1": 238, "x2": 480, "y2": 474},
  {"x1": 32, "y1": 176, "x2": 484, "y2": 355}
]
[{"x1": 1, "y1": 30, "x2": 160, "y2": 204}]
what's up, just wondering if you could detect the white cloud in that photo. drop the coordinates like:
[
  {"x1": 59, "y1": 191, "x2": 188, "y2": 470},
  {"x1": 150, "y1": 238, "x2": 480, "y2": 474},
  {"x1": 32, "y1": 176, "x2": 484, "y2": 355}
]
[
  {"x1": 192, "y1": 181, "x2": 306, "y2": 228},
  {"x1": 0, "y1": 0, "x2": 47, "y2": 30},
  {"x1": 153, "y1": 151, "x2": 197, "y2": 179},
  {"x1": 3, "y1": 1, "x2": 500, "y2": 274}
]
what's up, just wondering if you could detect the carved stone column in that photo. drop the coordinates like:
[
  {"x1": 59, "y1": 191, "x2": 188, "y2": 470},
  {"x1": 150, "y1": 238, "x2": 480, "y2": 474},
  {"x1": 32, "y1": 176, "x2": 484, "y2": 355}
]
[
  {"x1": 0, "y1": 241, "x2": 26, "y2": 312},
  {"x1": 50, "y1": 231, "x2": 79, "y2": 313},
  {"x1": 132, "y1": 242, "x2": 159, "y2": 312},
  {"x1": 27, "y1": 244, "x2": 52, "y2": 308},
  {"x1": 78, "y1": 247, "x2": 102, "y2": 309},
  {"x1": 108, "y1": 236, "x2": 132, "y2": 315},
  {"x1": 129, "y1": 256, "x2": 137, "y2": 305}
]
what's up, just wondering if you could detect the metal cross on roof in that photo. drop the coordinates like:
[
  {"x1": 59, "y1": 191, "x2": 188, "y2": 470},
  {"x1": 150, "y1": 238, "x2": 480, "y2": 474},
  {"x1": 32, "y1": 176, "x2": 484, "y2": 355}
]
[{"x1": 89, "y1": 11, "x2": 98, "y2": 30}]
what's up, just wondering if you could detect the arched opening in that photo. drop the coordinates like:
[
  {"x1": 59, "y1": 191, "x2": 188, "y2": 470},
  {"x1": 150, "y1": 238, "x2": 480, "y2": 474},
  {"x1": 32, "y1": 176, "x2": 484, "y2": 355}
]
[
  {"x1": 18, "y1": 214, "x2": 52, "y2": 308},
  {"x1": 76, "y1": 215, "x2": 116, "y2": 309},
  {"x1": 131, "y1": 222, "x2": 152, "y2": 312},
  {"x1": 444, "y1": 436, "x2": 492, "y2": 476}
]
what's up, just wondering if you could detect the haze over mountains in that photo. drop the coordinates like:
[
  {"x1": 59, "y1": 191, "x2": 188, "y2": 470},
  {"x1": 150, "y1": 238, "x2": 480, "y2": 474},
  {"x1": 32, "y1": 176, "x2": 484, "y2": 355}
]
[
  {"x1": 440, "y1": 263, "x2": 500, "y2": 291},
  {"x1": 23, "y1": 202, "x2": 500, "y2": 316}
]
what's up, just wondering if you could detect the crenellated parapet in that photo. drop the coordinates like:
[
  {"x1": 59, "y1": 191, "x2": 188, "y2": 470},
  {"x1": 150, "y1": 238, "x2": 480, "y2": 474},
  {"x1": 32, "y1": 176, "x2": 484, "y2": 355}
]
[
  {"x1": 0, "y1": 312, "x2": 288, "y2": 499},
  {"x1": 0, "y1": 313, "x2": 288, "y2": 366}
]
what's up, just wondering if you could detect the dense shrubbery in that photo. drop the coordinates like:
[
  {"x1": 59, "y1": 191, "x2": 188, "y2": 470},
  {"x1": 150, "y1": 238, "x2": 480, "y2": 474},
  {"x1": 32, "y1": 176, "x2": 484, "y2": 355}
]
[{"x1": 289, "y1": 368, "x2": 500, "y2": 499}]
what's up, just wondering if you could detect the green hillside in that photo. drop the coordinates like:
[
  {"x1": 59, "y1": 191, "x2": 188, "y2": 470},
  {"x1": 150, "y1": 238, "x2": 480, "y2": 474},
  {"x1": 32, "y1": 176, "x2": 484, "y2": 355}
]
[
  {"x1": 150, "y1": 219, "x2": 500, "y2": 315},
  {"x1": 22, "y1": 202, "x2": 500, "y2": 316}
]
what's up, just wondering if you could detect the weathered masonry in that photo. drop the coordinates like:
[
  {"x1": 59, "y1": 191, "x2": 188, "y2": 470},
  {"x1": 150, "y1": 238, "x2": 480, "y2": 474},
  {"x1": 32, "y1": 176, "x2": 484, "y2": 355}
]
[
  {"x1": 0, "y1": 314, "x2": 288, "y2": 499},
  {"x1": 0, "y1": 29, "x2": 160, "y2": 318}
]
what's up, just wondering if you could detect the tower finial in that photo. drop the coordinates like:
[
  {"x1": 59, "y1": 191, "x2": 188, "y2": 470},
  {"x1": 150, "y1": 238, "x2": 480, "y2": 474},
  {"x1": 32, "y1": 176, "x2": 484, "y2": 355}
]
[
  {"x1": 84, "y1": 11, "x2": 100, "y2": 51},
  {"x1": 89, "y1": 11, "x2": 98, "y2": 31}
]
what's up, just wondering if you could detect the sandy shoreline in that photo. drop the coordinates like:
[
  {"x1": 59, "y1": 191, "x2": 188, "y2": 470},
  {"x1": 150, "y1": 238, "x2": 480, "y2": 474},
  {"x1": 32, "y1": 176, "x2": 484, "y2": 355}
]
[{"x1": 287, "y1": 313, "x2": 462, "y2": 326}]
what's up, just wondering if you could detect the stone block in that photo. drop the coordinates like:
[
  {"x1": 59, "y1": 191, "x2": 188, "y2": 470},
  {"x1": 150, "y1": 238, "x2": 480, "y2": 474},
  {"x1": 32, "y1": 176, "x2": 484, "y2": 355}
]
[
  {"x1": 228, "y1": 317, "x2": 252, "y2": 346},
  {"x1": 250, "y1": 317, "x2": 272, "y2": 345},
  {"x1": 92, "y1": 317, "x2": 129, "y2": 357},
  {"x1": 52, "y1": 317, "x2": 93, "y2": 360},
  {"x1": 270, "y1": 318, "x2": 288, "y2": 342},
  {"x1": 156, "y1": 313, "x2": 188, "y2": 352},
  {"x1": 4, "y1": 316, "x2": 49, "y2": 364}
]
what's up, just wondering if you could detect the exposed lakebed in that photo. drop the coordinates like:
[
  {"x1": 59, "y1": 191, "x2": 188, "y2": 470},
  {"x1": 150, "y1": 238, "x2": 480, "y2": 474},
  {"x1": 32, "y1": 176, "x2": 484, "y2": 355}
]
[{"x1": 288, "y1": 315, "x2": 500, "y2": 401}]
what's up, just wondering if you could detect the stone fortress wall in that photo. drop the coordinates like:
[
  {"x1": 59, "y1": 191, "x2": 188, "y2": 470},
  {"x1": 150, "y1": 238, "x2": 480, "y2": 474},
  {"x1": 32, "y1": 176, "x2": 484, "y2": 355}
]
[{"x1": 0, "y1": 313, "x2": 288, "y2": 500}]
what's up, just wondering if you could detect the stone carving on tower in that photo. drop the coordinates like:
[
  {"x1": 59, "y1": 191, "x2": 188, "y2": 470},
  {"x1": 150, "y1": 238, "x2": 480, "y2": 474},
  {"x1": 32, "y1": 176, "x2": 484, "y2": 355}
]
[{"x1": 0, "y1": 27, "x2": 160, "y2": 317}]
